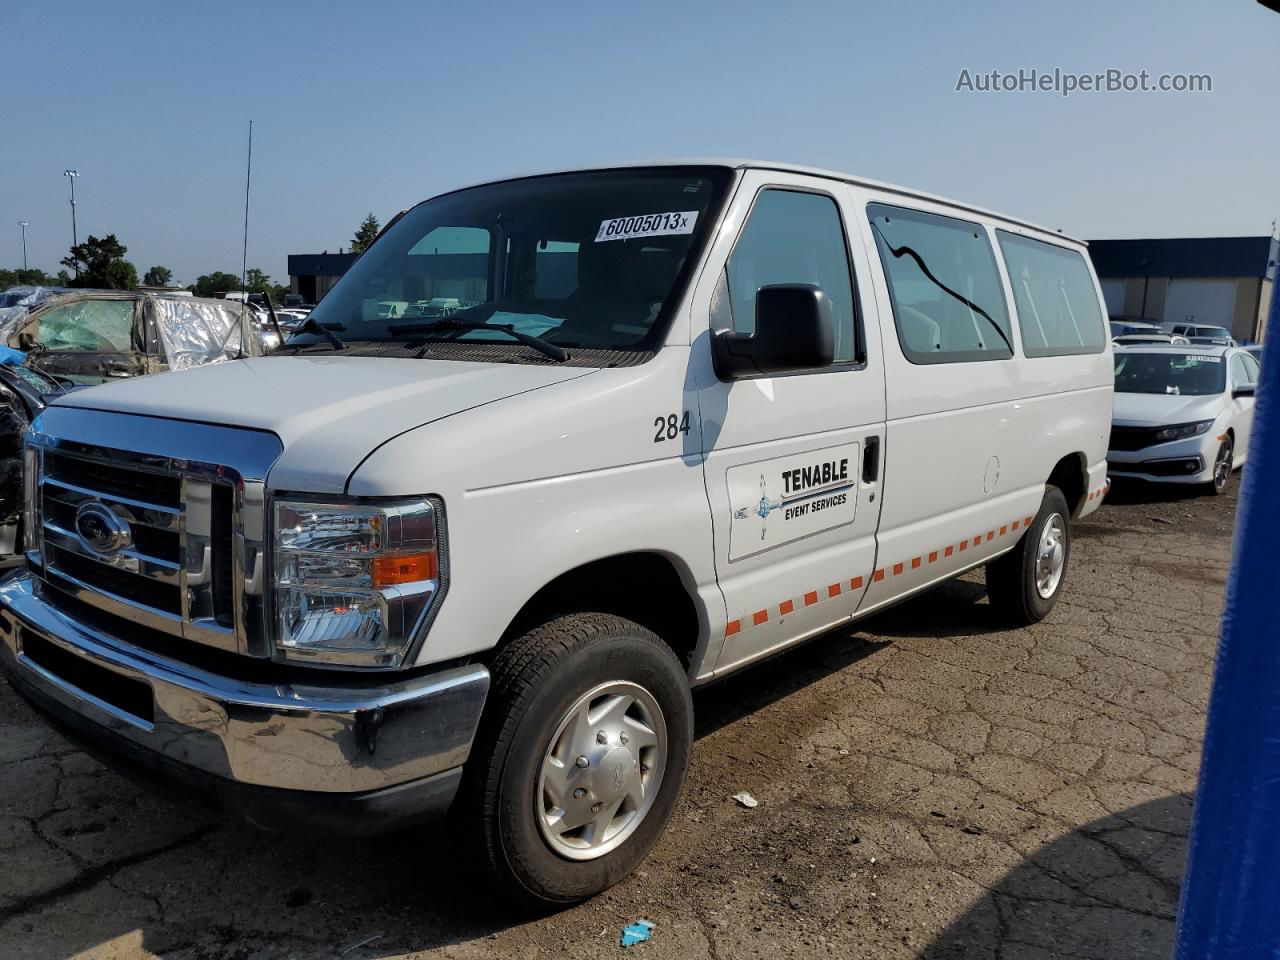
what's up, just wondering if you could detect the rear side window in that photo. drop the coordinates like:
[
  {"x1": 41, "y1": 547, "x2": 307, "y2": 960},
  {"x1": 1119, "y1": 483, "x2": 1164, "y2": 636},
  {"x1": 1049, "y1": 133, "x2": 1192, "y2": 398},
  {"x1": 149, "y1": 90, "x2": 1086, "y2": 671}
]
[
  {"x1": 728, "y1": 189, "x2": 859, "y2": 364},
  {"x1": 998, "y1": 231, "x2": 1106, "y2": 357},
  {"x1": 868, "y1": 204, "x2": 1012, "y2": 364}
]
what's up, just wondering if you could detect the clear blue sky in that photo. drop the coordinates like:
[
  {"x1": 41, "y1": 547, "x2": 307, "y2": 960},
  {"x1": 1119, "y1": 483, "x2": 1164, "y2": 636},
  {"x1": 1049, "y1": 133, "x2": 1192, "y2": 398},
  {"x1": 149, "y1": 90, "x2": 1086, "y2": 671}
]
[{"x1": 4, "y1": 0, "x2": 1278, "y2": 285}]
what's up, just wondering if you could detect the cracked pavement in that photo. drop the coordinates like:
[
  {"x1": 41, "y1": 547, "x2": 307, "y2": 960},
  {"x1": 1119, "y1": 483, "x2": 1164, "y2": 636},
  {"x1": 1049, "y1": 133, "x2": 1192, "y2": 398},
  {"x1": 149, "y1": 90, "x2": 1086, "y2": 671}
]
[{"x1": 0, "y1": 479, "x2": 1234, "y2": 959}]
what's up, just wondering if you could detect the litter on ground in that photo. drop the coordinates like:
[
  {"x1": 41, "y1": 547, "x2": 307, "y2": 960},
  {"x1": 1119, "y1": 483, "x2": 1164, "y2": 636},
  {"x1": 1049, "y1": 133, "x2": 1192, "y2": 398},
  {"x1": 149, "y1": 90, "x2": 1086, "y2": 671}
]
[{"x1": 621, "y1": 919, "x2": 654, "y2": 948}]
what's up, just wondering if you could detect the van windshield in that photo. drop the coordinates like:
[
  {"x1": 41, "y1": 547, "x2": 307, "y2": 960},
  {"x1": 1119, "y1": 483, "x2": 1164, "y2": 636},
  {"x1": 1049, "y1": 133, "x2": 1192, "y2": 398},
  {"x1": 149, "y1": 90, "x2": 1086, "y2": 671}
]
[
  {"x1": 303, "y1": 167, "x2": 731, "y2": 359},
  {"x1": 1114, "y1": 352, "x2": 1226, "y2": 396}
]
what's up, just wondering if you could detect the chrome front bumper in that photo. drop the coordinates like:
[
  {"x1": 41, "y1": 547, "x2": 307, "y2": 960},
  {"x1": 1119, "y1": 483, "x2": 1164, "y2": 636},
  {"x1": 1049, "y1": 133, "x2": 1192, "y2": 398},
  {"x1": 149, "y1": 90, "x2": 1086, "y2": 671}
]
[{"x1": 0, "y1": 574, "x2": 489, "y2": 832}]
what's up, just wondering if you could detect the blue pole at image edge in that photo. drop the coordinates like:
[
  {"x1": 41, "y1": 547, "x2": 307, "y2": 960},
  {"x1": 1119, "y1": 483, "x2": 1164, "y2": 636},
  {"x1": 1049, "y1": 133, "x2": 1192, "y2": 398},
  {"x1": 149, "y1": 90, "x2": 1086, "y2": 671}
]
[{"x1": 1174, "y1": 270, "x2": 1280, "y2": 955}]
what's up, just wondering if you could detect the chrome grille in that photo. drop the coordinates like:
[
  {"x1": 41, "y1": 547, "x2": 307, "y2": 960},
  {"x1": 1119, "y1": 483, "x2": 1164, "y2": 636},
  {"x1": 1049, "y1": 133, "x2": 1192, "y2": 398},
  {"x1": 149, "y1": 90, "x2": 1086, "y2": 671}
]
[
  {"x1": 41, "y1": 452, "x2": 185, "y2": 617},
  {"x1": 26, "y1": 407, "x2": 283, "y2": 658}
]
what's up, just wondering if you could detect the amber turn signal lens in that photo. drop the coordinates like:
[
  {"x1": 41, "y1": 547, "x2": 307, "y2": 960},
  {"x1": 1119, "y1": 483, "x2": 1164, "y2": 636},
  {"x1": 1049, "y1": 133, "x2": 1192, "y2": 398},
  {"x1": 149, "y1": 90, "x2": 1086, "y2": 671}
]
[{"x1": 370, "y1": 552, "x2": 438, "y2": 587}]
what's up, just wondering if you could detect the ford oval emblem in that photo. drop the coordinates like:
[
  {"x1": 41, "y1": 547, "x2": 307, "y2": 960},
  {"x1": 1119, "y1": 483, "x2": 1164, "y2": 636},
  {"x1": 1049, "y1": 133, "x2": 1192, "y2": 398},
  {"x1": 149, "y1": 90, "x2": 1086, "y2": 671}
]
[{"x1": 74, "y1": 501, "x2": 132, "y2": 555}]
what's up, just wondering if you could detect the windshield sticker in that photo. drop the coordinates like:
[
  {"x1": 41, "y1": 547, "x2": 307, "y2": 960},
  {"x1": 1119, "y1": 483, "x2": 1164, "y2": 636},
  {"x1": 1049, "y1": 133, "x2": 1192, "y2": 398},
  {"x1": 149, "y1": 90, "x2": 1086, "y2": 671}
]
[
  {"x1": 595, "y1": 211, "x2": 698, "y2": 243},
  {"x1": 1183, "y1": 355, "x2": 1222, "y2": 363}
]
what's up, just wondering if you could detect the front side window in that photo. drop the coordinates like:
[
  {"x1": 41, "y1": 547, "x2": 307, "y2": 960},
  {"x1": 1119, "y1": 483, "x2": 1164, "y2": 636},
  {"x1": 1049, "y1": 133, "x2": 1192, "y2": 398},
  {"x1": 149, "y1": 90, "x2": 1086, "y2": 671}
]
[
  {"x1": 1241, "y1": 352, "x2": 1261, "y2": 381},
  {"x1": 305, "y1": 167, "x2": 732, "y2": 359},
  {"x1": 869, "y1": 204, "x2": 1012, "y2": 364},
  {"x1": 725, "y1": 189, "x2": 859, "y2": 363},
  {"x1": 31, "y1": 299, "x2": 136, "y2": 353},
  {"x1": 998, "y1": 231, "x2": 1106, "y2": 357},
  {"x1": 1114, "y1": 352, "x2": 1226, "y2": 396},
  {"x1": 1229, "y1": 353, "x2": 1255, "y2": 389}
]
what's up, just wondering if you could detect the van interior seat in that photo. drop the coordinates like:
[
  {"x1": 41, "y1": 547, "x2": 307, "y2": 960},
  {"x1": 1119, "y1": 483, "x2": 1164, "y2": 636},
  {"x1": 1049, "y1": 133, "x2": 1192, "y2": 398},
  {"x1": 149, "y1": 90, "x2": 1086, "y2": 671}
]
[{"x1": 899, "y1": 304, "x2": 941, "y2": 353}]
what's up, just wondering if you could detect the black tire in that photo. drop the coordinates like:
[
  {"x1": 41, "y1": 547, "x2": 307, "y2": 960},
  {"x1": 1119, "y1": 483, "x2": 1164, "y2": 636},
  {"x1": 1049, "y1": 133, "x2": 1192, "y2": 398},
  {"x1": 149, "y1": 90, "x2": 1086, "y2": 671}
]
[
  {"x1": 986, "y1": 485, "x2": 1071, "y2": 624},
  {"x1": 461, "y1": 612, "x2": 693, "y2": 907},
  {"x1": 1206, "y1": 436, "x2": 1233, "y2": 496}
]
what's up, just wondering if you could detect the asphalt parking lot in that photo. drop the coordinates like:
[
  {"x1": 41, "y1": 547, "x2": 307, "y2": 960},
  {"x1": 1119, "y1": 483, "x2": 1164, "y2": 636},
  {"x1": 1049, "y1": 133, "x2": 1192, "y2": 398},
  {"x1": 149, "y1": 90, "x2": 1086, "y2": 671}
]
[{"x1": 0, "y1": 479, "x2": 1234, "y2": 960}]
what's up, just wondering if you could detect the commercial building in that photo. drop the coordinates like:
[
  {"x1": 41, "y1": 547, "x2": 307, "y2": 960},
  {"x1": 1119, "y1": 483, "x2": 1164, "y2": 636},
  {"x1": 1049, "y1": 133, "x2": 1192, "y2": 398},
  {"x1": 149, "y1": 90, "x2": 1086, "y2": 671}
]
[
  {"x1": 286, "y1": 252, "x2": 357, "y2": 305},
  {"x1": 1089, "y1": 235, "x2": 1277, "y2": 342}
]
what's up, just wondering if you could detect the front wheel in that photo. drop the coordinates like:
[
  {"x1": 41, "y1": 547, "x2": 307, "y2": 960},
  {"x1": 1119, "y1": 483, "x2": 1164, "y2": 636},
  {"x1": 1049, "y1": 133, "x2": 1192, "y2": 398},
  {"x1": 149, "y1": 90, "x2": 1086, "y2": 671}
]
[
  {"x1": 986, "y1": 485, "x2": 1072, "y2": 624},
  {"x1": 462, "y1": 613, "x2": 693, "y2": 907},
  {"x1": 1206, "y1": 436, "x2": 1233, "y2": 496}
]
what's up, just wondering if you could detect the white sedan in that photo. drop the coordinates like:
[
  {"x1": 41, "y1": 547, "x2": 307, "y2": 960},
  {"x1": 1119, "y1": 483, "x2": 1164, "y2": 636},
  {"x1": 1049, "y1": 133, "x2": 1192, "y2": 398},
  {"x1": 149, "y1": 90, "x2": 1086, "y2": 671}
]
[{"x1": 1109, "y1": 344, "x2": 1261, "y2": 495}]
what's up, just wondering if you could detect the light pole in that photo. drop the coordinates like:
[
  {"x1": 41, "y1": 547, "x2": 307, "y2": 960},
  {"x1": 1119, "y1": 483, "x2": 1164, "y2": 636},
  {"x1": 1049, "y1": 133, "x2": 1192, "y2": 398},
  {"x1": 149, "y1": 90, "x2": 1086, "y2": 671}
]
[
  {"x1": 63, "y1": 169, "x2": 80, "y2": 277},
  {"x1": 18, "y1": 221, "x2": 28, "y2": 271}
]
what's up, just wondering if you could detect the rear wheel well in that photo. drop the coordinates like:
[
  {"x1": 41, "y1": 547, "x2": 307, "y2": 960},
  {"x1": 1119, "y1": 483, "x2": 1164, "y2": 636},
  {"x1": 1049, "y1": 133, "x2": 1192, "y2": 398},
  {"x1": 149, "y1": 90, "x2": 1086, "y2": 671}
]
[
  {"x1": 1048, "y1": 453, "x2": 1087, "y2": 517},
  {"x1": 495, "y1": 553, "x2": 701, "y2": 672}
]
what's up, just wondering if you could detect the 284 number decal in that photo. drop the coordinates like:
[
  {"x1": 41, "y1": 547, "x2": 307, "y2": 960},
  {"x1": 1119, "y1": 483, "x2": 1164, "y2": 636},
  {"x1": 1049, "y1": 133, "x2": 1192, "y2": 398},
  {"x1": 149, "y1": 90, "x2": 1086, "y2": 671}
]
[{"x1": 654, "y1": 411, "x2": 692, "y2": 443}]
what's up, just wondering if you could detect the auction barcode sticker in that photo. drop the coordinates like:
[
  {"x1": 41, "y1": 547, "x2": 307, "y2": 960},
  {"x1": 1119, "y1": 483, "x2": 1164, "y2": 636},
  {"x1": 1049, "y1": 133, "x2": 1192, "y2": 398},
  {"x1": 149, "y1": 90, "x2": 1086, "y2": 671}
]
[{"x1": 596, "y1": 210, "x2": 698, "y2": 243}]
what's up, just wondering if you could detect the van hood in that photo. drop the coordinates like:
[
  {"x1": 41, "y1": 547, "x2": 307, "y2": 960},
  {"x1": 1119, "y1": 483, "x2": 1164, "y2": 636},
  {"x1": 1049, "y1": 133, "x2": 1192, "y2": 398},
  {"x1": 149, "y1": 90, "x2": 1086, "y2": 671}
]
[
  {"x1": 1112, "y1": 391, "x2": 1223, "y2": 426},
  {"x1": 51, "y1": 355, "x2": 595, "y2": 493}
]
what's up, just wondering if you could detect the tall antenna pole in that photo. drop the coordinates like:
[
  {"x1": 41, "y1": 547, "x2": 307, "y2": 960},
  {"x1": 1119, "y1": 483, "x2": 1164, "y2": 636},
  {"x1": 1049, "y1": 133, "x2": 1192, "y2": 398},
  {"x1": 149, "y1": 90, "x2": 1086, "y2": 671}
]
[
  {"x1": 241, "y1": 120, "x2": 253, "y2": 296},
  {"x1": 63, "y1": 170, "x2": 80, "y2": 277}
]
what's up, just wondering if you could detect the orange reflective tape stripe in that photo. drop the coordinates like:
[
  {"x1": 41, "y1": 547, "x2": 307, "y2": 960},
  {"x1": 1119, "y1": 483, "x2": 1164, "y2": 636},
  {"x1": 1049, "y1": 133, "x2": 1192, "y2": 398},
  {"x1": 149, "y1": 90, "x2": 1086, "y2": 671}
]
[
  {"x1": 725, "y1": 619, "x2": 741, "y2": 637},
  {"x1": 752, "y1": 609, "x2": 769, "y2": 626},
  {"x1": 851, "y1": 576, "x2": 864, "y2": 590},
  {"x1": 828, "y1": 583, "x2": 842, "y2": 598},
  {"x1": 873, "y1": 569, "x2": 885, "y2": 582},
  {"x1": 779, "y1": 599, "x2": 794, "y2": 616},
  {"x1": 804, "y1": 590, "x2": 819, "y2": 606}
]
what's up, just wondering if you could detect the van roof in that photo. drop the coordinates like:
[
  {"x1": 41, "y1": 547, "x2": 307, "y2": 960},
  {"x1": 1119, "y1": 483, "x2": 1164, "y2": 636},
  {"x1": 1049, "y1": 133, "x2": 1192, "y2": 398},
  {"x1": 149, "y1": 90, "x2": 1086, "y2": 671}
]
[{"x1": 447, "y1": 158, "x2": 1085, "y2": 247}]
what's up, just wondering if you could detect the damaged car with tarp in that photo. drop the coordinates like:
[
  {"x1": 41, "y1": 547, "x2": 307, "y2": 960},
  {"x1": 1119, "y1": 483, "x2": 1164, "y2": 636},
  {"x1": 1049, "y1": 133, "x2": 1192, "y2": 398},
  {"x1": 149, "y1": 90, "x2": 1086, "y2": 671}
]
[
  {"x1": 0, "y1": 287, "x2": 263, "y2": 563},
  {"x1": 0, "y1": 287, "x2": 262, "y2": 383}
]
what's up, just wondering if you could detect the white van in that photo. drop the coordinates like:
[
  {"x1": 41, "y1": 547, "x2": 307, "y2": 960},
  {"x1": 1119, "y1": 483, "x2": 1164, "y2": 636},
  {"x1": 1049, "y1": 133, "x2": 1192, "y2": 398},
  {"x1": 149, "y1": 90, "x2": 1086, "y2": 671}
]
[{"x1": 0, "y1": 161, "x2": 1112, "y2": 905}]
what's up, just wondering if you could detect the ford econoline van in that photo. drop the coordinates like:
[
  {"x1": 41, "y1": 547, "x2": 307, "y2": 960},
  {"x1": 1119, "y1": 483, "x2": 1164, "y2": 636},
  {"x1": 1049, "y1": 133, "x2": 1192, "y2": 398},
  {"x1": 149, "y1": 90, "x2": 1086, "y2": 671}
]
[{"x1": 0, "y1": 161, "x2": 1112, "y2": 905}]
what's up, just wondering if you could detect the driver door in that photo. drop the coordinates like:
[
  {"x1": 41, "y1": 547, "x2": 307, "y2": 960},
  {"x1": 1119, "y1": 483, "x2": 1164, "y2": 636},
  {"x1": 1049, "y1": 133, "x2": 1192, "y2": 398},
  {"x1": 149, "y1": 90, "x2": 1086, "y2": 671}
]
[
  {"x1": 695, "y1": 171, "x2": 888, "y2": 675},
  {"x1": 19, "y1": 296, "x2": 147, "y2": 383},
  {"x1": 1228, "y1": 351, "x2": 1258, "y2": 463}
]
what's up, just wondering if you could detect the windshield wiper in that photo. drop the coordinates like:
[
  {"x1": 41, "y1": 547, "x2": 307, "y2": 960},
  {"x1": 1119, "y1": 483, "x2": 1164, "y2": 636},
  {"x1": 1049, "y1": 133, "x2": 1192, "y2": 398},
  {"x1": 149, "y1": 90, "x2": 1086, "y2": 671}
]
[
  {"x1": 871, "y1": 223, "x2": 1014, "y2": 356},
  {"x1": 288, "y1": 315, "x2": 346, "y2": 351},
  {"x1": 388, "y1": 318, "x2": 569, "y2": 363}
]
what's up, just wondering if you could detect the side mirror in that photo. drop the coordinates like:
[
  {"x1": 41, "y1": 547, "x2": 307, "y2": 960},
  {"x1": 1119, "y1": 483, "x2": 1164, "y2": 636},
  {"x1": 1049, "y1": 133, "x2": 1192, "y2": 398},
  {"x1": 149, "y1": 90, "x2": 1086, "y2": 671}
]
[
  {"x1": 1232, "y1": 384, "x2": 1256, "y2": 399},
  {"x1": 712, "y1": 284, "x2": 835, "y2": 380}
]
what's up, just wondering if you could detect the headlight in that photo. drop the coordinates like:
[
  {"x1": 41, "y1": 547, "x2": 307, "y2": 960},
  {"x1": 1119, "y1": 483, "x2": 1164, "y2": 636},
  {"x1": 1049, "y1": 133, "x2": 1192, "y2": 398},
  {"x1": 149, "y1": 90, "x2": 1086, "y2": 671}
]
[
  {"x1": 1153, "y1": 420, "x2": 1215, "y2": 443},
  {"x1": 273, "y1": 498, "x2": 443, "y2": 668}
]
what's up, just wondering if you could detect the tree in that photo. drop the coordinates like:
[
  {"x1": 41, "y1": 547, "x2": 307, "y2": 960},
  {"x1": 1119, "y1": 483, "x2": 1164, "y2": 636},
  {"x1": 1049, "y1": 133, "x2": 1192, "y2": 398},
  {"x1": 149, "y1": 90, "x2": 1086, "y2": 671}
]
[
  {"x1": 0, "y1": 267, "x2": 61, "y2": 289},
  {"x1": 244, "y1": 268, "x2": 272, "y2": 293},
  {"x1": 351, "y1": 213, "x2": 380, "y2": 254},
  {"x1": 190, "y1": 271, "x2": 242, "y2": 298},
  {"x1": 60, "y1": 234, "x2": 138, "y2": 290},
  {"x1": 142, "y1": 265, "x2": 173, "y2": 287}
]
